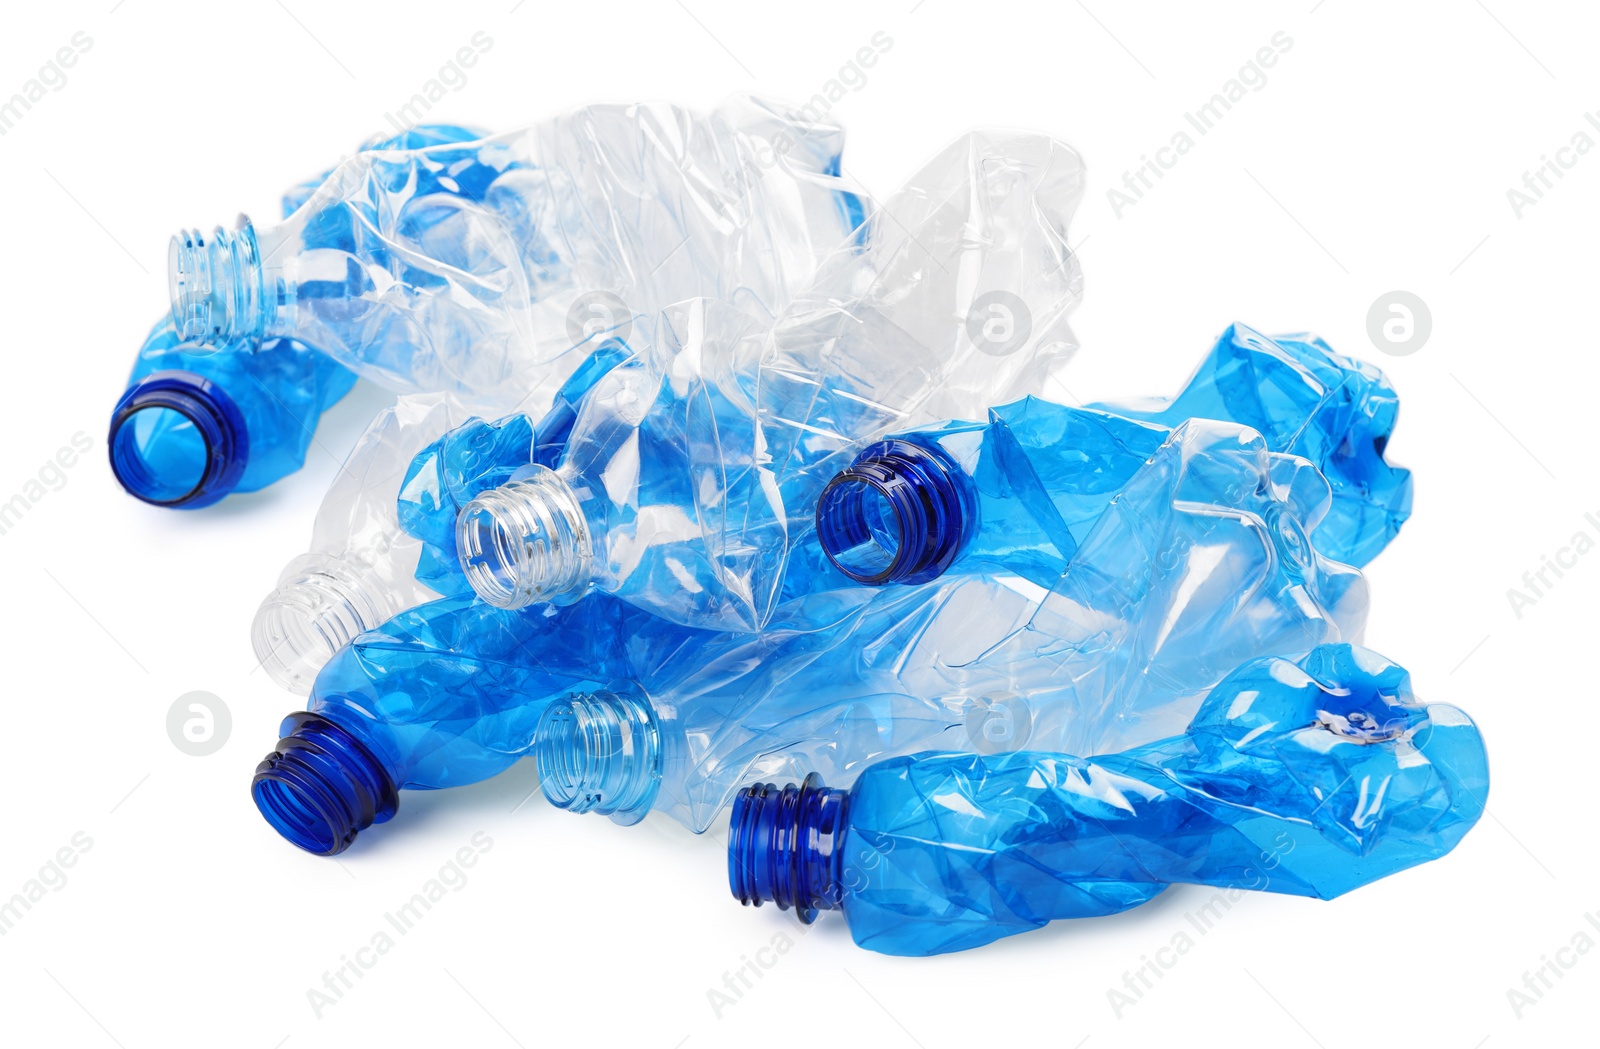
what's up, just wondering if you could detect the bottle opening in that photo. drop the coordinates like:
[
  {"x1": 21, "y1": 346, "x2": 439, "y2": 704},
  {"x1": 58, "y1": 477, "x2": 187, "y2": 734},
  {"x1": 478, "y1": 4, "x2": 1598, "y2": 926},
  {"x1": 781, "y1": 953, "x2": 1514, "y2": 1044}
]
[
  {"x1": 107, "y1": 370, "x2": 247, "y2": 509},
  {"x1": 815, "y1": 439, "x2": 973, "y2": 586},
  {"x1": 535, "y1": 689, "x2": 661, "y2": 825},
  {"x1": 252, "y1": 557, "x2": 396, "y2": 695},
  {"x1": 252, "y1": 712, "x2": 398, "y2": 856},
  {"x1": 727, "y1": 773, "x2": 849, "y2": 923},
  {"x1": 815, "y1": 475, "x2": 905, "y2": 581},
  {"x1": 457, "y1": 469, "x2": 593, "y2": 610}
]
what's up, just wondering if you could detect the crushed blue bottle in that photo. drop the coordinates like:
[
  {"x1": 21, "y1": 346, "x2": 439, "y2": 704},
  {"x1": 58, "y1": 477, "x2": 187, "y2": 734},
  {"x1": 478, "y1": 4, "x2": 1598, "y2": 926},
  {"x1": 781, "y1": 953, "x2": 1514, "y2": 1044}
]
[
  {"x1": 729, "y1": 643, "x2": 1488, "y2": 955},
  {"x1": 816, "y1": 323, "x2": 1411, "y2": 585},
  {"x1": 109, "y1": 124, "x2": 486, "y2": 508}
]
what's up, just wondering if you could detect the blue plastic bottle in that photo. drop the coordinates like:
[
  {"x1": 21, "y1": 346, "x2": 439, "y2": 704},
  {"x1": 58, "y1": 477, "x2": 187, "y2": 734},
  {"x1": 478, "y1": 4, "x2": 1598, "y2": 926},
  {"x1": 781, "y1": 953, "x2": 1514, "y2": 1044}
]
[
  {"x1": 108, "y1": 124, "x2": 484, "y2": 508},
  {"x1": 423, "y1": 131, "x2": 1091, "y2": 629},
  {"x1": 169, "y1": 98, "x2": 867, "y2": 399},
  {"x1": 815, "y1": 323, "x2": 1412, "y2": 586},
  {"x1": 1090, "y1": 324, "x2": 1411, "y2": 567},
  {"x1": 251, "y1": 593, "x2": 663, "y2": 854},
  {"x1": 728, "y1": 643, "x2": 1489, "y2": 956},
  {"x1": 530, "y1": 419, "x2": 1367, "y2": 832}
]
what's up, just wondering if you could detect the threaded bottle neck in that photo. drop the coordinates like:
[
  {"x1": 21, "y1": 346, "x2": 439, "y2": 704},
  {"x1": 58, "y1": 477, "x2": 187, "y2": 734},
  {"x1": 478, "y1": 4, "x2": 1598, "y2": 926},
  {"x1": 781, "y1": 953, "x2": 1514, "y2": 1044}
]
[
  {"x1": 251, "y1": 712, "x2": 398, "y2": 855},
  {"x1": 728, "y1": 773, "x2": 849, "y2": 923},
  {"x1": 456, "y1": 467, "x2": 594, "y2": 610},
  {"x1": 169, "y1": 217, "x2": 268, "y2": 343},
  {"x1": 815, "y1": 439, "x2": 973, "y2": 585},
  {"x1": 107, "y1": 369, "x2": 249, "y2": 508},
  {"x1": 252, "y1": 555, "x2": 402, "y2": 695},
  {"x1": 535, "y1": 688, "x2": 661, "y2": 825}
]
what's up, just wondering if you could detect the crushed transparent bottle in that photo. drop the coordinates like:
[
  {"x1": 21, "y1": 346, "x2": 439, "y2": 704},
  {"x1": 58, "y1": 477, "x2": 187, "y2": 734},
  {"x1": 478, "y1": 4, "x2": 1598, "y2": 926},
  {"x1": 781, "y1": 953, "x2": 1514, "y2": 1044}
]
[
  {"x1": 107, "y1": 127, "x2": 486, "y2": 507},
  {"x1": 169, "y1": 97, "x2": 868, "y2": 398}
]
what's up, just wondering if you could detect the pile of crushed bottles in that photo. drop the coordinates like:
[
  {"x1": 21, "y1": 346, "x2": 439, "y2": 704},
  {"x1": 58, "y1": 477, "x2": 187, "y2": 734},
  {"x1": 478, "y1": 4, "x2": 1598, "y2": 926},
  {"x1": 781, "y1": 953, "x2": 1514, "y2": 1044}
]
[{"x1": 108, "y1": 99, "x2": 1486, "y2": 957}]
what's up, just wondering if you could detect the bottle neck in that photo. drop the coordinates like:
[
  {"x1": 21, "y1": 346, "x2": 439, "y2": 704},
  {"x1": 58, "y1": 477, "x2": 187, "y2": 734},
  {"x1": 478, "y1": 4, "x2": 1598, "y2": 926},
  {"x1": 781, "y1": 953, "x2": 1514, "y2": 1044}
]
[
  {"x1": 169, "y1": 216, "x2": 281, "y2": 343},
  {"x1": 727, "y1": 773, "x2": 849, "y2": 923},
  {"x1": 252, "y1": 712, "x2": 399, "y2": 855},
  {"x1": 252, "y1": 554, "x2": 403, "y2": 695},
  {"x1": 456, "y1": 466, "x2": 595, "y2": 610},
  {"x1": 107, "y1": 369, "x2": 249, "y2": 508},
  {"x1": 815, "y1": 439, "x2": 973, "y2": 585},
  {"x1": 535, "y1": 687, "x2": 663, "y2": 825}
]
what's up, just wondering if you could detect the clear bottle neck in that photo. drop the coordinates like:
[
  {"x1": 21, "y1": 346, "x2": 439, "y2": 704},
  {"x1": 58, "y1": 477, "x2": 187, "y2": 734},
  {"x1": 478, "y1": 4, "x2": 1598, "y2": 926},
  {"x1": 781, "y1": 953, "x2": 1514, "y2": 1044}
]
[
  {"x1": 169, "y1": 215, "x2": 292, "y2": 343},
  {"x1": 456, "y1": 466, "x2": 596, "y2": 610},
  {"x1": 535, "y1": 687, "x2": 664, "y2": 825},
  {"x1": 252, "y1": 553, "x2": 403, "y2": 695}
]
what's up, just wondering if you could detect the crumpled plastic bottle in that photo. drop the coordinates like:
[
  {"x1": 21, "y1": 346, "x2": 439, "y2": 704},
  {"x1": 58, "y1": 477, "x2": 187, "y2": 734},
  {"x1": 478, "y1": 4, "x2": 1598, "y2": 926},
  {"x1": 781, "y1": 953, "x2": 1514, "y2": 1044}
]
[
  {"x1": 250, "y1": 347, "x2": 625, "y2": 694},
  {"x1": 531, "y1": 419, "x2": 1367, "y2": 831},
  {"x1": 107, "y1": 124, "x2": 485, "y2": 508},
  {"x1": 727, "y1": 643, "x2": 1489, "y2": 956},
  {"x1": 405, "y1": 130, "x2": 1089, "y2": 631},
  {"x1": 168, "y1": 97, "x2": 868, "y2": 398},
  {"x1": 250, "y1": 418, "x2": 1365, "y2": 851},
  {"x1": 815, "y1": 323, "x2": 1411, "y2": 587}
]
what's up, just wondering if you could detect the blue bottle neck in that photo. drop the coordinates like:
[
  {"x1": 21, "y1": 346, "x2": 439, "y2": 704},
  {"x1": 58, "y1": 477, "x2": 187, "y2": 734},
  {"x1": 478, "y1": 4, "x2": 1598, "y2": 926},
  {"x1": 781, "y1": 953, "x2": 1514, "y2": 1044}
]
[
  {"x1": 815, "y1": 439, "x2": 973, "y2": 585},
  {"x1": 728, "y1": 773, "x2": 850, "y2": 923},
  {"x1": 535, "y1": 687, "x2": 663, "y2": 825},
  {"x1": 108, "y1": 369, "x2": 249, "y2": 508},
  {"x1": 252, "y1": 712, "x2": 399, "y2": 855}
]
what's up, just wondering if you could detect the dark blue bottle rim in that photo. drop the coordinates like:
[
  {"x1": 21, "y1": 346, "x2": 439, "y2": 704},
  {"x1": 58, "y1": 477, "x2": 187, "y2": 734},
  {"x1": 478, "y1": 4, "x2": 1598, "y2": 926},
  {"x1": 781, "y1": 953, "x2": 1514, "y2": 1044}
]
[
  {"x1": 252, "y1": 711, "x2": 398, "y2": 856},
  {"x1": 728, "y1": 772, "x2": 848, "y2": 923},
  {"x1": 815, "y1": 438, "x2": 973, "y2": 586},
  {"x1": 108, "y1": 369, "x2": 248, "y2": 509}
]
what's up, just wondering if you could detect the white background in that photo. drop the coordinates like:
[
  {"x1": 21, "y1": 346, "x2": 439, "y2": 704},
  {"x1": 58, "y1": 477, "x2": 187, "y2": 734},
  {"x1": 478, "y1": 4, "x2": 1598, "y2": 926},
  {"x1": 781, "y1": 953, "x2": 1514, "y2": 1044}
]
[{"x1": 0, "y1": 1, "x2": 1594, "y2": 1045}]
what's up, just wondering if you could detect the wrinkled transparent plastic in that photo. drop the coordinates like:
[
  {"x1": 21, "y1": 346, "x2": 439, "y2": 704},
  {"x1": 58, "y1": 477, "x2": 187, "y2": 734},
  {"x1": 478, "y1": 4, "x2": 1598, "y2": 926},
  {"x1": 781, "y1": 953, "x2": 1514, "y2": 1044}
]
[
  {"x1": 1087, "y1": 324, "x2": 1411, "y2": 567},
  {"x1": 111, "y1": 124, "x2": 488, "y2": 509},
  {"x1": 728, "y1": 643, "x2": 1489, "y2": 956},
  {"x1": 533, "y1": 418, "x2": 1366, "y2": 831},
  {"x1": 428, "y1": 130, "x2": 1087, "y2": 629},
  {"x1": 250, "y1": 419, "x2": 1366, "y2": 853},
  {"x1": 170, "y1": 98, "x2": 867, "y2": 397},
  {"x1": 816, "y1": 323, "x2": 1412, "y2": 586},
  {"x1": 251, "y1": 346, "x2": 625, "y2": 694}
]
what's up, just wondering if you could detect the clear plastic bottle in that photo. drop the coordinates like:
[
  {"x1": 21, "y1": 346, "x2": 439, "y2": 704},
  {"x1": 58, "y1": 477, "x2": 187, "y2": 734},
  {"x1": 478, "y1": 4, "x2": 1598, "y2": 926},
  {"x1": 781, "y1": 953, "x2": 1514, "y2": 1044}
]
[
  {"x1": 168, "y1": 97, "x2": 868, "y2": 398},
  {"x1": 443, "y1": 130, "x2": 1089, "y2": 628},
  {"x1": 249, "y1": 420, "x2": 1366, "y2": 853},
  {"x1": 531, "y1": 419, "x2": 1367, "y2": 832},
  {"x1": 107, "y1": 125, "x2": 488, "y2": 508},
  {"x1": 250, "y1": 347, "x2": 625, "y2": 694},
  {"x1": 815, "y1": 323, "x2": 1413, "y2": 587},
  {"x1": 728, "y1": 643, "x2": 1489, "y2": 956}
]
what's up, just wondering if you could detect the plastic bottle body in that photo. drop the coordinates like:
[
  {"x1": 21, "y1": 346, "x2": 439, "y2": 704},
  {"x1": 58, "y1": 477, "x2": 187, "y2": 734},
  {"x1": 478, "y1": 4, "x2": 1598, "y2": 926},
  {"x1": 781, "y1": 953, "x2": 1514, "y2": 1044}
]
[
  {"x1": 172, "y1": 98, "x2": 869, "y2": 398},
  {"x1": 1089, "y1": 323, "x2": 1413, "y2": 567},
  {"x1": 535, "y1": 419, "x2": 1369, "y2": 833},
  {"x1": 729, "y1": 644, "x2": 1489, "y2": 956},
  {"x1": 252, "y1": 595, "x2": 655, "y2": 853}
]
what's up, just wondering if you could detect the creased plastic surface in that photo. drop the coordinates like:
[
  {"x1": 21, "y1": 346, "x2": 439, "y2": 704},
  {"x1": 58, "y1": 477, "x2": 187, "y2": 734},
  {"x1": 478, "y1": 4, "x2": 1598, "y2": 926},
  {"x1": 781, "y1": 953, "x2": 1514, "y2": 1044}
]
[
  {"x1": 175, "y1": 97, "x2": 867, "y2": 398},
  {"x1": 410, "y1": 130, "x2": 1090, "y2": 631},
  {"x1": 1090, "y1": 323, "x2": 1412, "y2": 566},
  {"x1": 530, "y1": 418, "x2": 1367, "y2": 833},
  {"x1": 816, "y1": 322, "x2": 1410, "y2": 588},
  {"x1": 781, "y1": 644, "x2": 1487, "y2": 956}
]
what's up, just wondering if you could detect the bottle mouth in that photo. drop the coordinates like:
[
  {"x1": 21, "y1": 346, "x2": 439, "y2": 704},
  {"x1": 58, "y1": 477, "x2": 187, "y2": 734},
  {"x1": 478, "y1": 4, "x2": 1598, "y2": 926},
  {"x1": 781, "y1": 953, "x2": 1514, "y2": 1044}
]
[
  {"x1": 108, "y1": 370, "x2": 248, "y2": 509},
  {"x1": 815, "y1": 439, "x2": 972, "y2": 585},
  {"x1": 456, "y1": 469, "x2": 593, "y2": 610},
  {"x1": 536, "y1": 688, "x2": 661, "y2": 825},
  {"x1": 252, "y1": 558, "x2": 395, "y2": 695},
  {"x1": 252, "y1": 712, "x2": 398, "y2": 856},
  {"x1": 169, "y1": 217, "x2": 263, "y2": 343},
  {"x1": 727, "y1": 773, "x2": 849, "y2": 924}
]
